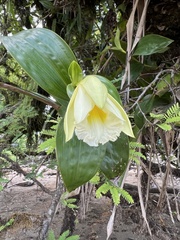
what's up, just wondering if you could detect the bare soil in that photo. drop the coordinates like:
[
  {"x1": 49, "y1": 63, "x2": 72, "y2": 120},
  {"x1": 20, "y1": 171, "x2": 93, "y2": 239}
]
[{"x1": 0, "y1": 166, "x2": 180, "y2": 240}]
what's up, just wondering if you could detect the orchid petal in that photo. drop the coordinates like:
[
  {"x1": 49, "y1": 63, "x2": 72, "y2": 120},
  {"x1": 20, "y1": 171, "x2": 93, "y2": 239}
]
[
  {"x1": 74, "y1": 85, "x2": 94, "y2": 124},
  {"x1": 75, "y1": 107, "x2": 123, "y2": 146},
  {"x1": 64, "y1": 87, "x2": 77, "y2": 141},
  {"x1": 106, "y1": 94, "x2": 134, "y2": 138},
  {"x1": 105, "y1": 94, "x2": 125, "y2": 121},
  {"x1": 82, "y1": 75, "x2": 108, "y2": 108}
]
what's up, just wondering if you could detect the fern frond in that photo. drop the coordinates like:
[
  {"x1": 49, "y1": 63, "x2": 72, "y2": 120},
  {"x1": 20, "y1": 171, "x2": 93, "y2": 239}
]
[
  {"x1": 90, "y1": 173, "x2": 100, "y2": 184},
  {"x1": 164, "y1": 103, "x2": 180, "y2": 119},
  {"x1": 150, "y1": 113, "x2": 164, "y2": 120},
  {"x1": 165, "y1": 116, "x2": 180, "y2": 124},
  {"x1": 110, "y1": 187, "x2": 120, "y2": 205},
  {"x1": 129, "y1": 149, "x2": 146, "y2": 164},
  {"x1": 50, "y1": 124, "x2": 58, "y2": 130},
  {"x1": 150, "y1": 103, "x2": 180, "y2": 129},
  {"x1": 38, "y1": 138, "x2": 56, "y2": 154},
  {"x1": 41, "y1": 130, "x2": 56, "y2": 137},
  {"x1": 96, "y1": 183, "x2": 110, "y2": 198},
  {"x1": 118, "y1": 188, "x2": 134, "y2": 204},
  {"x1": 130, "y1": 151, "x2": 146, "y2": 160},
  {"x1": 96, "y1": 181, "x2": 134, "y2": 206},
  {"x1": 129, "y1": 142, "x2": 146, "y2": 164},
  {"x1": 129, "y1": 142, "x2": 145, "y2": 149},
  {"x1": 47, "y1": 230, "x2": 56, "y2": 240},
  {"x1": 59, "y1": 230, "x2": 70, "y2": 240}
]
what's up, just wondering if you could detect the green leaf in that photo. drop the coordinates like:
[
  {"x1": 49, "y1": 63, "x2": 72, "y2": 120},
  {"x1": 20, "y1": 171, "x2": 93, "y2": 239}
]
[
  {"x1": 56, "y1": 120, "x2": 106, "y2": 192},
  {"x1": 134, "y1": 94, "x2": 155, "y2": 129},
  {"x1": 1, "y1": 28, "x2": 77, "y2": 104},
  {"x1": 113, "y1": 28, "x2": 126, "y2": 53},
  {"x1": 90, "y1": 173, "x2": 100, "y2": 184},
  {"x1": 118, "y1": 188, "x2": 134, "y2": 204},
  {"x1": 58, "y1": 230, "x2": 80, "y2": 240},
  {"x1": 38, "y1": 138, "x2": 56, "y2": 154},
  {"x1": 39, "y1": 0, "x2": 53, "y2": 9},
  {"x1": 150, "y1": 113, "x2": 164, "y2": 120},
  {"x1": 68, "y1": 61, "x2": 83, "y2": 86},
  {"x1": 47, "y1": 230, "x2": 56, "y2": 240},
  {"x1": 165, "y1": 116, "x2": 180, "y2": 124},
  {"x1": 0, "y1": 218, "x2": 14, "y2": 232},
  {"x1": 96, "y1": 183, "x2": 110, "y2": 198},
  {"x1": 133, "y1": 34, "x2": 173, "y2": 56},
  {"x1": 130, "y1": 60, "x2": 144, "y2": 82},
  {"x1": 59, "y1": 230, "x2": 70, "y2": 240},
  {"x1": 110, "y1": 187, "x2": 120, "y2": 205},
  {"x1": 100, "y1": 133, "x2": 129, "y2": 179},
  {"x1": 156, "y1": 73, "x2": 180, "y2": 97},
  {"x1": 157, "y1": 123, "x2": 172, "y2": 131},
  {"x1": 0, "y1": 177, "x2": 8, "y2": 183},
  {"x1": 66, "y1": 235, "x2": 80, "y2": 240}
]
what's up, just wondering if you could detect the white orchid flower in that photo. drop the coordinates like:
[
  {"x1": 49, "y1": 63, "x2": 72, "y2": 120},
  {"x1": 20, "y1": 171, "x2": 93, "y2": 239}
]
[{"x1": 64, "y1": 75, "x2": 134, "y2": 147}]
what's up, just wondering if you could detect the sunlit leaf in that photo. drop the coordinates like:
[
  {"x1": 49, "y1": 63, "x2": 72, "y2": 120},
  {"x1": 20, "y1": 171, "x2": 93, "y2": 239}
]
[
  {"x1": 157, "y1": 123, "x2": 172, "y2": 131},
  {"x1": 68, "y1": 60, "x2": 83, "y2": 86},
  {"x1": 133, "y1": 34, "x2": 173, "y2": 56},
  {"x1": 1, "y1": 28, "x2": 77, "y2": 104},
  {"x1": 113, "y1": 28, "x2": 126, "y2": 53}
]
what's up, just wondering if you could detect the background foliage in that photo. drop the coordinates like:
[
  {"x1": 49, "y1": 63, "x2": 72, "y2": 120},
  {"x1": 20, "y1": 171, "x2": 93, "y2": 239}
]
[{"x1": 0, "y1": 0, "x2": 180, "y2": 238}]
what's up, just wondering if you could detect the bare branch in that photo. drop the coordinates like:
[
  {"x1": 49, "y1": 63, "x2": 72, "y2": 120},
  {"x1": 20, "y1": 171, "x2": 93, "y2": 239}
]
[
  {"x1": 0, "y1": 82, "x2": 60, "y2": 111},
  {"x1": 1, "y1": 153, "x2": 55, "y2": 196}
]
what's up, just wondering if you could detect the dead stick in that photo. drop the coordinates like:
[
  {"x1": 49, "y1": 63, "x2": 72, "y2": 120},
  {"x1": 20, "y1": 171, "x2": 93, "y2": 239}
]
[
  {"x1": 0, "y1": 82, "x2": 60, "y2": 111},
  {"x1": 38, "y1": 181, "x2": 63, "y2": 240},
  {"x1": 1, "y1": 153, "x2": 55, "y2": 195}
]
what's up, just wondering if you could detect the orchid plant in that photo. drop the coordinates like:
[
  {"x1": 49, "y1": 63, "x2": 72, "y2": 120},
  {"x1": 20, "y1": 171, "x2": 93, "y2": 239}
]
[{"x1": 1, "y1": 28, "x2": 134, "y2": 191}]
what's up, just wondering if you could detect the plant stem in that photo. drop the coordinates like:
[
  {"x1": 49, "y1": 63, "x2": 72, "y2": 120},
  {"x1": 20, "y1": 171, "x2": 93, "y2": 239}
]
[{"x1": 0, "y1": 82, "x2": 60, "y2": 111}]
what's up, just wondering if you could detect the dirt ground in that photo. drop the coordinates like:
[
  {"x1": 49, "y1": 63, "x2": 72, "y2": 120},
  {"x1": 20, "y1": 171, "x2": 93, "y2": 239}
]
[{"x1": 0, "y1": 166, "x2": 180, "y2": 240}]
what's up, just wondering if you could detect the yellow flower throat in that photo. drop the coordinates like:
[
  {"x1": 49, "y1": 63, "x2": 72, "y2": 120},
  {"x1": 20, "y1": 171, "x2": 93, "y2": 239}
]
[{"x1": 87, "y1": 105, "x2": 107, "y2": 123}]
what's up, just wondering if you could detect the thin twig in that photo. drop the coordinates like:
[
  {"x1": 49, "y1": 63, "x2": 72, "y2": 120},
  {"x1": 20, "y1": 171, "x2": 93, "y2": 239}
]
[
  {"x1": 38, "y1": 180, "x2": 63, "y2": 240},
  {"x1": 145, "y1": 126, "x2": 154, "y2": 210},
  {"x1": 137, "y1": 133, "x2": 152, "y2": 237},
  {"x1": 131, "y1": 0, "x2": 150, "y2": 52},
  {"x1": 106, "y1": 160, "x2": 132, "y2": 240},
  {"x1": 121, "y1": 0, "x2": 149, "y2": 103},
  {"x1": 140, "y1": 160, "x2": 161, "y2": 192},
  {"x1": 166, "y1": 192, "x2": 175, "y2": 224},
  {"x1": 170, "y1": 167, "x2": 180, "y2": 221},
  {"x1": 157, "y1": 160, "x2": 170, "y2": 209},
  {"x1": 121, "y1": 0, "x2": 139, "y2": 91},
  {"x1": 129, "y1": 69, "x2": 174, "y2": 111},
  {"x1": 137, "y1": 165, "x2": 152, "y2": 236}
]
